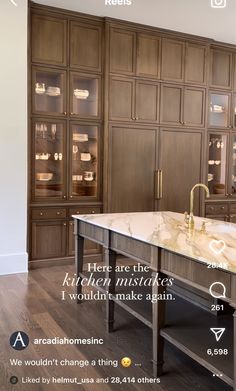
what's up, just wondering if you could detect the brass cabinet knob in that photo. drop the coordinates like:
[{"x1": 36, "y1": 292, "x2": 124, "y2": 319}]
[
  {"x1": 56, "y1": 211, "x2": 61, "y2": 215},
  {"x1": 63, "y1": 195, "x2": 66, "y2": 199},
  {"x1": 131, "y1": 117, "x2": 135, "y2": 120},
  {"x1": 70, "y1": 195, "x2": 73, "y2": 199},
  {"x1": 76, "y1": 211, "x2": 80, "y2": 214},
  {"x1": 40, "y1": 212, "x2": 43, "y2": 216},
  {"x1": 220, "y1": 206, "x2": 225, "y2": 210},
  {"x1": 63, "y1": 223, "x2": 67, "y2": 226},
  {"x1": 69, "y1": 222, "x2": 74, "y2": 226},
  {"x1": 92, "y1": 210, "x2": 95, "y2": 214},
  {"x1": 63, "y1": 112, "x2": 67, "y2": 115}
]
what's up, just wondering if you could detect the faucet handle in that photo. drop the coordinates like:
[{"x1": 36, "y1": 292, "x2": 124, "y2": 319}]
[{"x1": 184, "y1": 211, "x2": 189, "y2": 223}]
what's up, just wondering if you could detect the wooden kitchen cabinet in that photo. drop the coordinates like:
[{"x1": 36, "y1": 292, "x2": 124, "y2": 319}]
[
  {"x1": 160, "y1": 84, "x2": 205, "y2": 127},
  {"x1": 183, "y1": 87, "x2": 205, "y2": 127},
  {"x1": 161, "y1": 38, "x2": 185, "y2": 82},
  {"x1": 31, "y1": 13, "x2": 67, "y2": 66},
  {"x1": 137, "y1": 34, "x2": 161, "y2": 78},
  {"x1": 210, "y1": 48, "x2": 233, "y2": 89},
  {"x1": 209, "y1": 91, "x2": 231, "y2": 128},
  {"x1": 185, "y1": 42, "x2": 208, "y2": 85},
  {"x1": 107, "y1": 125, "x2": 157, "y2": 212},
  {"x1": 70, "y1": 21, "x2": 102, "y2": 72},
  {"x1": 157, "y1": 129, "x2": 203, "y2": 214},
  {"x1": 109, "y1": 77, "x2": 159, "y2": 123},
  {"x1": 31, "y1": 220, "x2": 67, "y2": 260},
  {"x1": 110, "y1": 28, "x2": 136, "y2": 75}
]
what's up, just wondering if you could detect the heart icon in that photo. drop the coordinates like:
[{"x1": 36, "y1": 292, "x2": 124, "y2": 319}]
[{"x1": 209, "y1": 239, "x2": 226, "y2": 255}]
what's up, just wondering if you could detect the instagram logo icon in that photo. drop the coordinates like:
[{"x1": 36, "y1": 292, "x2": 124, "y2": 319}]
[{"x1": 211, "y1": 0, "x2": 227, "y2": 8}]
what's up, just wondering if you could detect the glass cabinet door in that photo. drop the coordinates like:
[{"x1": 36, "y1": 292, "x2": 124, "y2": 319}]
[
  {"x1": 208, "y1": 133, "x2": 228, "y2": 197},
  {"x1": 233, "y1": 95, "x2": 236, "y2": 128},
  {"x1": 230, "y1": 134, "x2": 236, "y2": 196},
  {"x1": 70, "y1": 73, "x2": 101, "y2": 119},
  {"x1": 69, "y1": 124, "x2": 99, "y2": 199},
  {"x1": 33, "y1": 67, "x2": 66, "y2": 116},
  {"x1": 209, "y1": 92, "x2": 230, "y2": 128},
  {"x1": 33, "y1": 119, "x2": 66, "y2": 199}
]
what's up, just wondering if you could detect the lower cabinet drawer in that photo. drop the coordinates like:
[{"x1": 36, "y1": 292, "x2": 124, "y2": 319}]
[
  {"x1": 32, "y1": 208, "x2": 67, "y2": 220},
  {"x1": 69, "y1": 206, "x2": 101, "y2": 217},
  {"x1": 205, "y1": 203, "x2": 228, "y2": 215}
]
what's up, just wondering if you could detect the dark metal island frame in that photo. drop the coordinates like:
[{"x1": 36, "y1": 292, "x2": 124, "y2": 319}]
[{"x1": 73, "y1": 211, "x2": 236, "y2": 389}]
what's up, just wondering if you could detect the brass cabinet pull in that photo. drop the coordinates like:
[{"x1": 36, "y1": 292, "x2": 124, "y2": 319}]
[{"x1": 155, "y1": 170, "x2": 163, "y2": 199}]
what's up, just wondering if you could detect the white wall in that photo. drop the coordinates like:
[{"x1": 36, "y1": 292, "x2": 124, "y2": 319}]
[
  {"x1": 0, "y1": 0, "x2": 28, "y2": 275},
  {"x1": 36, "y1": 0, "x2": 236, "y2": 45}
]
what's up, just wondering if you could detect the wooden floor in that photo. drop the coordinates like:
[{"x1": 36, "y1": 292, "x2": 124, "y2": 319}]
[{"x1": 0, "y1": 265, "x2": 231, "y2": 391}]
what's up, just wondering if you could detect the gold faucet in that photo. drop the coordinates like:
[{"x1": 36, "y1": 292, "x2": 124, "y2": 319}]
[{"x1": 185, "y1": 184, "x2": 210, "y2": 230}]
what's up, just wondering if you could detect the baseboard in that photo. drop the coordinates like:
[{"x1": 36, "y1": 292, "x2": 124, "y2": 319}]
[{"x1": 0, "y1": 252, "x2": 28, "y2": 275}]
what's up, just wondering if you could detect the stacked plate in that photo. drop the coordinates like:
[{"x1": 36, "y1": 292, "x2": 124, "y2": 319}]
[
  {"x1": 73, "y1": 133, "x2": 88, "y2": 142},
  {"x1": 46, "y1": 86, "x2": 61, "y2": 96}
]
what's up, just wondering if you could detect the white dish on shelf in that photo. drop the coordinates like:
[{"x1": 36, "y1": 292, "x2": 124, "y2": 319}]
[
  {"x1": 81, "y1": 152, "x2": 91, "y2": 162},
  {"x1": 46, "y1": 86, "x2": 61, "y2": 96},
  {"x1": 36, "y1": 173, "x2": 53, "y2": 181},
  {"x1": 73, "y1": 133, "x2": 88, "y2": 142},
  {"x1": 208, "y1": 160, "x2": 214, "y2": 165}
]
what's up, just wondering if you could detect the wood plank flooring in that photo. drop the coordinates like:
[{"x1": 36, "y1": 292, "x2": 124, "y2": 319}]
[{"x1": 0, "y1": 265, "x2": 231, "y2": 391}]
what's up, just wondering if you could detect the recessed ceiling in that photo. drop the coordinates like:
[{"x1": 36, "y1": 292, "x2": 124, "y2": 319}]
[{"x1": 33, "y1": 0, "x2": 236, "y2": 45}]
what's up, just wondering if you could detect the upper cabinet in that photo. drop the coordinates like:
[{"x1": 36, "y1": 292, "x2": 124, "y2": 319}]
[
  {"x1": 160, "y1": 84, "x2": 205, "y2": 127},
  {"x1": 185, "y1": 42, "x2": 208, "y2": 85},
  {"x1": 70, "y1": 21, "x2": 102, "y2": 72},
  {"x1": 136, "y1": 34, "x2": 161, "y2": 78},
  {"x1": 110, "y1": 28, "x2": 136, "y2": 75},
  {"x1": 161, "y1": 38, "x2": 185, "y2": 82},
  {"x1": 210, "y1": 48, "x2": 233, "y2": 89},
  {"x1": 31, "y1": 13, "x2": 67, "y2": 66}
]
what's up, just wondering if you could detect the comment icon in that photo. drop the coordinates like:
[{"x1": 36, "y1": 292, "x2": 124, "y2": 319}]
[{"x1": 209, "y1": 282, "x2": 226, "y2": 299}]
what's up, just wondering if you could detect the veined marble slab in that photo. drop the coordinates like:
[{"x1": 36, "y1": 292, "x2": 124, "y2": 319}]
[{"x1": 73, "y1": 211, "x2": 236, "y2": 274}]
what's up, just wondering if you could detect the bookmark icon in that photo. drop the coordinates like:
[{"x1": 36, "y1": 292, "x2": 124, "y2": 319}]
[{"x1": 210, "y1": 328, "x2": 225, "y2": 342}]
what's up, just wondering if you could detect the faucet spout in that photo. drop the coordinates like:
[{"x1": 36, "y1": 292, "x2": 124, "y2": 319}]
[{"x1": 186, "y1": 183, "x2": 210, "y2": 230}]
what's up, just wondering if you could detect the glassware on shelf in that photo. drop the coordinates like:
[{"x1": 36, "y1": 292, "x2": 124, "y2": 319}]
[
  {"x1": 34, "y1": 121, "x2": 65, "y2": 199},
  {"x1": 35, "y1": 82, "x2": 46, "y2": 95},
  {"x1": 51, "y1": 124, "x2": 57, "y2": 140},
  {"x1": 70, "y1": 124, "x2": 98, "y2": 198},
  {"x1": 208, "y1": 133, "x2": 227, "y2": 196}
]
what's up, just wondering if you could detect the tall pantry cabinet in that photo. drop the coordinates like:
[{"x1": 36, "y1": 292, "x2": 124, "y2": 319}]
[
  {"x1": 104, "y1": 21, "x2": 207, "y2": 215},
  {"x1": 29, "y1": 4, "x2": 104, "y2": 268}
]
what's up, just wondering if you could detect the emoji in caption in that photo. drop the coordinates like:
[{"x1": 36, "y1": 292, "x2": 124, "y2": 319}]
[{"x1": 121, "y1": 357, "x2": 132, "y2": 368}]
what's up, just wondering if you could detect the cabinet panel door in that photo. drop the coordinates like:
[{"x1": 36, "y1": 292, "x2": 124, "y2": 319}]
[
  {"x1": 185, "y1": 43, "x2": 207, "y2": 85},
  {"x1": 108, "y1": 126, "x2": 156, "y2": 212},
  {"x1": 211, "y1": 49, "x2": 232, "y2": 89},
  {"x1": 70, "y1": 21, "x2": 102, "y2": 72},
  {"x1": 110, "y1": 28, "x2": 136, "y2": 75},
  {"x1": 161, "y1": 38, "x2": 185, "y2": 82},
  {"x1": 183, "y1": 87, "x2": 205, "y2": 127},
  {"x1": 31, "y1": 14, "x2": 67, "y2": 66},
  {"x1": 135, "y1": 81, "x2": 159, "y2": 123},
  {"x1": 109, "y1": 77, "x2": 135, "y2": 121},
  {"x1": 160, "y1": 85, "x2": 182, "y2": 125},
  {"x1": 137, "y1": 34, "x2": 160, "y2": 78},
  {"x1": 32, "y1": 221, "x2": 67, "y2": 260},
  {"x1": 158, "y1": 130, "x2": 202, "y2": 214}
]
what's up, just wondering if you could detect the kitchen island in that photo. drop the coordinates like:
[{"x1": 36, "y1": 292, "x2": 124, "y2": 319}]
[{"x1": 73, "y1": 211, "x2": 236, "y2": 389}]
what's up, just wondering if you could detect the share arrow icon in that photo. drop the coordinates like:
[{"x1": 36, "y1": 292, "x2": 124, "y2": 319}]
[{"x1": 210, "y1": 328, "x2": 226, "y2": 342}]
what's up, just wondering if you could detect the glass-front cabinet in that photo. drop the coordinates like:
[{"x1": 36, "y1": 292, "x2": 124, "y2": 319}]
[
  {"x1": 33, "y1": 119, "x2": 66, "y2": 200},
  {"x1": 230, "y1": 133, "x2": 236, "y2": 196},
  {"x1": 208, "y1": 132, "x2": 228, "y2": 197},
  {"x1": 69, "y1": 123, "x2": 99, "y2": 199},
  {"x1": 209, "y1": 92, "x2": 230, "y2": 128},
  {"x1": 32, "y1": 67, "x2": 66, "y2": 116},
  {"x1": 70, "y1": 72, "x2": 101, "y2": 119}
]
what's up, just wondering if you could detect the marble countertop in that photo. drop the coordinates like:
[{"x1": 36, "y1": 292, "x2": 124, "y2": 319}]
[{"x1": 73, "y1": 211, "x2": 236, "y2": 274}]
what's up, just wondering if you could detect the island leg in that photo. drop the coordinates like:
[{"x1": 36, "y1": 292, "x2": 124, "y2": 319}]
[
  {"x1": 104, "y1": 248, "x2": 116, "y2": 333},
  {"x1": 74, "y1": 220, "x2": 84, "y2": 304},
  {"x1": 152, "y1": 271, "x2": 166, "y2": 377}
]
